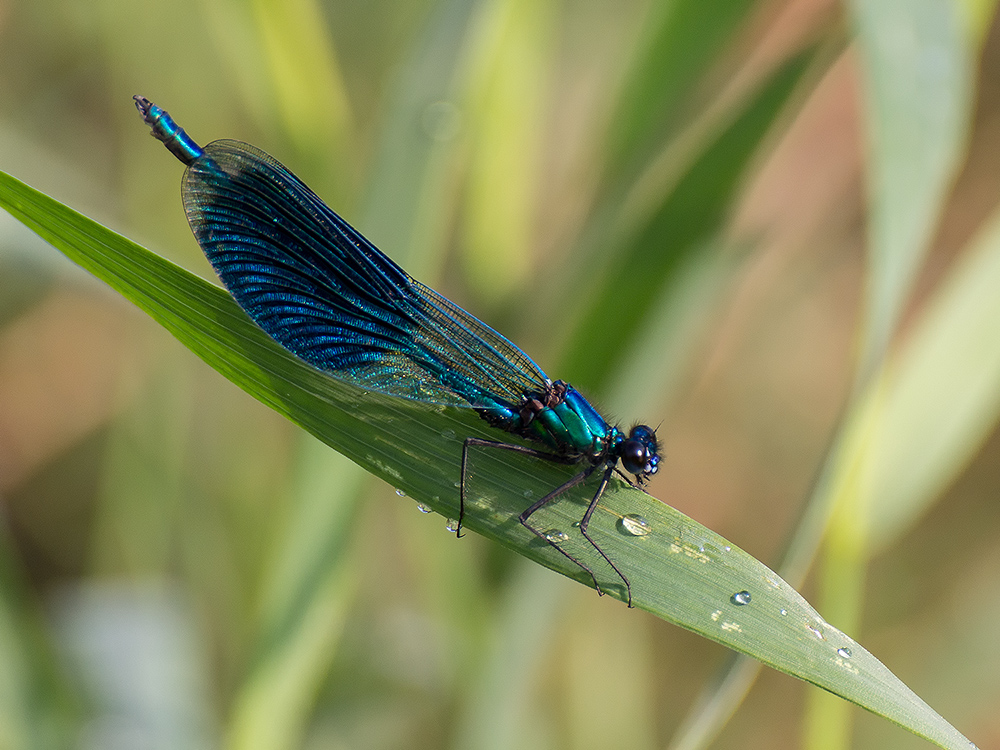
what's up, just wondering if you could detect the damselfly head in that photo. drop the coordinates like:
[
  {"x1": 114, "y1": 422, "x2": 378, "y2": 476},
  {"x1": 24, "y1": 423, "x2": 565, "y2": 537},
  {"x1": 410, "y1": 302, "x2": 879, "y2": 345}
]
[{"x1": 620, "y1": 424, "x2": 659, "y2": 478}]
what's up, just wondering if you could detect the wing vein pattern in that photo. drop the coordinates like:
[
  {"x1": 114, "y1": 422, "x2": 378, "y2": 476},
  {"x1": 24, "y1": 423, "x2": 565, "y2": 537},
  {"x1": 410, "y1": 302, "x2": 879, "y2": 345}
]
[{"x1": 181, "y1": 139, "x2": 549, "y2": 409}]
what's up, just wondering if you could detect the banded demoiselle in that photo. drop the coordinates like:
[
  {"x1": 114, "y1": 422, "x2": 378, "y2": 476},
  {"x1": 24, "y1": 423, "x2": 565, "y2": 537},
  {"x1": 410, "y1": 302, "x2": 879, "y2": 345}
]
[{"x1": 135, "y1": 96, "x2": 659, "y2": 606}]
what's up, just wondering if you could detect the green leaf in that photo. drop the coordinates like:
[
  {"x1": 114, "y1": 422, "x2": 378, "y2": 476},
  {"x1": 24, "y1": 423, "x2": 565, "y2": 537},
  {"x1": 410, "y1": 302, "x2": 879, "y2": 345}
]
[{"x1": 0, "y1": 170, "x2": 976, "y2": 749}]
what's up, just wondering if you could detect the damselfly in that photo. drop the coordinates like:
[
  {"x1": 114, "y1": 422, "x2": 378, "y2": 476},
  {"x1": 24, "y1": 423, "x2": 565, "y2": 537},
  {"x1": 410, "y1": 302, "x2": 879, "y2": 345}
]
[{"x1": 135, "y1": 96, "x2": 659, "y2": 606}]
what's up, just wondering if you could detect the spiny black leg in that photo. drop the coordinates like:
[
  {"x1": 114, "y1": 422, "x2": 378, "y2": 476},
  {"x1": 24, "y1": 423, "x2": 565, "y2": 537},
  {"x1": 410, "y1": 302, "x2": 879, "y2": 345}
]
[
  {"x1": 460, "y1": 437, "x2": 573, "y2": 536},
  {"x1": 461, "y1": 438, "x2": 626, "y2": 601},
  {"x1": 518, "y1": 467, "x2": 604, "y2": 594},
  {"x1": 579, "y1": 465, "x2": 633, "y2": 607}
]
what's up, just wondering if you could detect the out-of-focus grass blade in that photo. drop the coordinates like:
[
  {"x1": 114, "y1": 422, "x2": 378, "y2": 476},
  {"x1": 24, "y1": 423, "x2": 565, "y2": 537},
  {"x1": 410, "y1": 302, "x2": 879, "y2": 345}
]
[
  {"x1": 0, "y1": 530, "x2": 74, "y2": 750},
  {"x1": 806, "y1": 4, "x2": 979, "y2": 747},
  {"x1": 563, "y1": 48, "x2": 814, "y2": 390},
  {"x1": 227, "y1": 2, "x2": 485, "y2": 744},
  {"x1": 449, "y1": 564, "x2": 570, "y2": 750},
  {"x1": 852, "y1": 205, "x2": 1000, "y2": 549},
  {"x1": 0, "y1": 171, "x2": 976, "y2": 750},
  {"x1": 606, "y1": 0, "x2": 756, "y2": 177},
  {"x1": 361, "y1": 0, "x2": 488, "y2": 277},
  {"x1": 849, "y1": 0, "x2": 974, "y2": 366},
  {"x1": 674, "y1": 4, "x2": 983, "y2": 742},
  {"x1": 966, "y1": 0, "x2": 1000, "y2": 42},
  {"x1": 53, "y1": 584, "x2": 215, "y2": 750},
  {"x1": 845, "y1": 0, "x2": 985, "y2": 550},
  {"x1": 250, "y1": 0, "x2": 353, "y2": 166},
  {"x1": 227, "y1": 446, "x2": 364, "y2": 750},
  {"x1": 460, "y1": 0, "x2": 553, "y2": 301}
]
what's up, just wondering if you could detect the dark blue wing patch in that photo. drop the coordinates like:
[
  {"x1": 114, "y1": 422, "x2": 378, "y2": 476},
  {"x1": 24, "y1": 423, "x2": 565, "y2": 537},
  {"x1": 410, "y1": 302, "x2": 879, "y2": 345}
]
[{"x1": 181, "y1": 139, "x2": 549, "y2": 409}]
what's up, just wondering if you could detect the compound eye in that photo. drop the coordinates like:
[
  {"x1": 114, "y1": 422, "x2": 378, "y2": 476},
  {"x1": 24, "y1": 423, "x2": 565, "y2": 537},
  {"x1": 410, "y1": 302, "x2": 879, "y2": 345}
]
[
  {"x1": 620, "y1": 439, "x2": 648, "y2": 476},
  {"x1": 630, "y1": 425, "x2": 655, "y2": 443}
]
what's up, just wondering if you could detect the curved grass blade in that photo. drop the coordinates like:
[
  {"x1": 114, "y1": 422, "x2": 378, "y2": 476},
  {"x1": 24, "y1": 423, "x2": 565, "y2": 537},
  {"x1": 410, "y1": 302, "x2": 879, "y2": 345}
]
[
  {"x1": 606, "y1": 0, "x2": 756, "y2": 177},
  {"x1": 806, "y1": 4, "x2": 979, "y2": 746},
  {"x1": 0, "y1": 526, "x2": 74, "y2": 750},
  {"x1": 0, "y1": 171, "x2": 976, "y2": 749},
  {"x1": 850, "y1": 0, "x2": 975, "y2": 371},
  {"x1": 562, "y1": 47, "x2": 815, "y2": 390}
]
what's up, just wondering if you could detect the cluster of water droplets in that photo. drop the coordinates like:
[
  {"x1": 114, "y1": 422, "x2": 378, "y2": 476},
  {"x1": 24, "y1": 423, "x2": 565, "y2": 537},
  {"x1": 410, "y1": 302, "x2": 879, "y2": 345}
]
[{"x1": 400, "y1": 489, "x2": 872, "y2": 674}]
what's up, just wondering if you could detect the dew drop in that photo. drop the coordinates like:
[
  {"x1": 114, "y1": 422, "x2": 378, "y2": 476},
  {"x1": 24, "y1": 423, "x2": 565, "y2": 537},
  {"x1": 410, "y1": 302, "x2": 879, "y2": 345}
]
[
  {"x1": 442, "y1": 429, "x2": 456, "y2": 440},
  {"x1": 415, "y1": 502, "x2": 432, "y2": 514},
  {"x1": 779, "y1": 609, "x2": 788, "y2": 616},
  {"x1": 807, "y1": 625, "x2": 825, "y2": 640},
  {"x1": 523, "y1": 489, "x2": 534, "y2": 499},
  {"x1": 446, "y1": 518, "x2": 460, "y2": 533},
  {"x1": 571, "y1": 521, "x2": 581, "y2": 528},
  {"x1": 544, "y1": 529, "x2": 569, "y2": 543},
  {"x1": 731, "y1": 590, "x2": 752, "y2": 606},
  {"x1": 619, "y1": 513, "x2": 651, "y2": 536},
  {"x1": 837, "y1": 647, "x2": 852, "y2": 659},
  {"x1": 395, "y1": 488, "x2": 407, "y2": 498}
]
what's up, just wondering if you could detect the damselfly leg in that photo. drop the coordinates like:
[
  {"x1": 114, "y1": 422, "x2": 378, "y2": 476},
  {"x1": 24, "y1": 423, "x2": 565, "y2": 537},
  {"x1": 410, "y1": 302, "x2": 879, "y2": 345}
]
[{"x1": 460, "y1": 437, "x2": 633, "y2": 606}]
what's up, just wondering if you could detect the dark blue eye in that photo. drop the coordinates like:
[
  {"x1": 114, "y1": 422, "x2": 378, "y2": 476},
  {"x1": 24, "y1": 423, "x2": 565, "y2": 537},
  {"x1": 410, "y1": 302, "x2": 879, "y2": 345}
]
[
  {"x1": 621, "y1": 425, "x2": 659, "y2": 476},
  {"x1": 620, "y1": 439, "x2": 648, "y2": 475}
]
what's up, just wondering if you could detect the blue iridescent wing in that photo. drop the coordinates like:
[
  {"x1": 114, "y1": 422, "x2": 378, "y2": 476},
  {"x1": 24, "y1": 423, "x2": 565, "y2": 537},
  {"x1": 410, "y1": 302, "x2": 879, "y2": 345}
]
[{"x1": 180, "y1": 139, "x2": 549, "y2": 409}]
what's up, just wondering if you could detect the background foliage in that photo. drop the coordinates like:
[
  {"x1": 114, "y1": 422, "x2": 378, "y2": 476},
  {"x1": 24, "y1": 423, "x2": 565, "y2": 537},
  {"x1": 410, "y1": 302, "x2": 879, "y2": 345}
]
[{"x1": 0, "y1": 0, "x2": 998, "y2": 748}]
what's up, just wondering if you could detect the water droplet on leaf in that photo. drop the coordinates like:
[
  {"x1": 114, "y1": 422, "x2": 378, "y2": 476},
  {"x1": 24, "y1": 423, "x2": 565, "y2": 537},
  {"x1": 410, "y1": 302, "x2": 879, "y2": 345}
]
[
  {"x1": 731, "y1": 591, "x2": 752, "y2": 606},
  {"x1": 619, "y1": 514, "x2": 651, "y2": 536}
]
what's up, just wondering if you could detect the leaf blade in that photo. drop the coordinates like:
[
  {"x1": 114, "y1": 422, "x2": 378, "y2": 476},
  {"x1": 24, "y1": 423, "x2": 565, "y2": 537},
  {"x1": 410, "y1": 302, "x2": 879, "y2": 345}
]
[{"x1": 0, "y1": 169, "x2": 975, "y2": 750}]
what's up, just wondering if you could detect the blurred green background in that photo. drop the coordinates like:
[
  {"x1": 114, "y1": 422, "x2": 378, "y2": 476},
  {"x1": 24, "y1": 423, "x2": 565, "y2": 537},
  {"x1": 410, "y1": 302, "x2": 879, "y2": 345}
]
[{"x1": 1, "y1": 0, "x2": 999, "y2": 748}]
